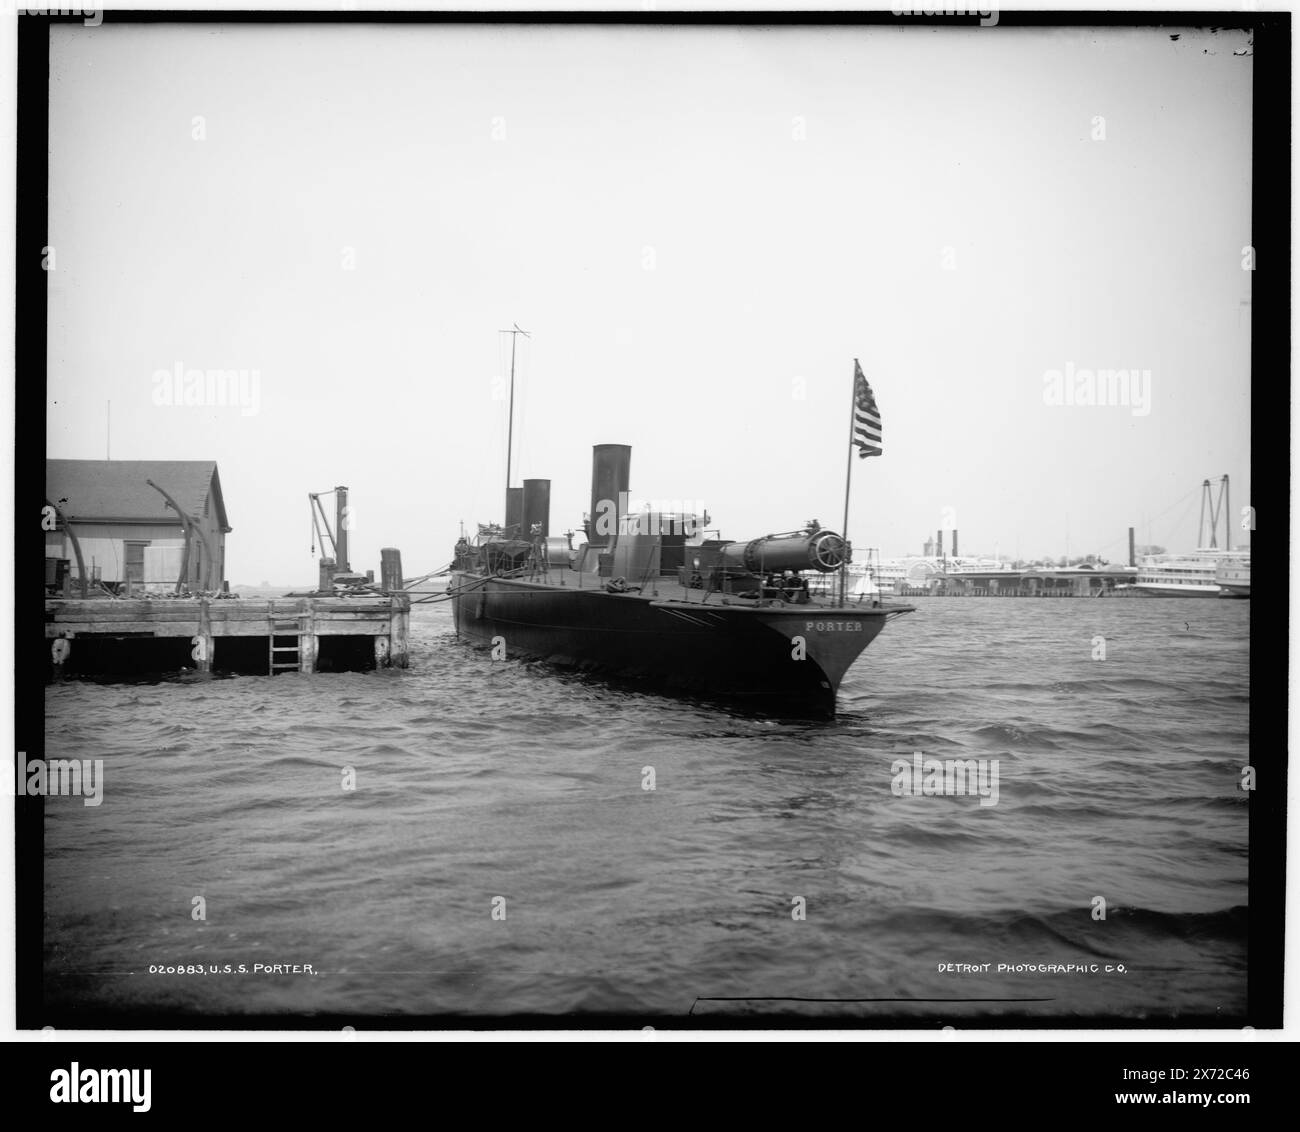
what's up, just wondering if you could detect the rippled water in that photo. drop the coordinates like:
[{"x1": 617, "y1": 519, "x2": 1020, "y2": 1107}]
[{"x1": 41, "y1": 594, "x2": 1249, "y2": 1023}]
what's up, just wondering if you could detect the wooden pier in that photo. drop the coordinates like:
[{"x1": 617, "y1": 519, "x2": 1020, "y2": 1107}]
[
  {"x1": 895, "y1": 568, "x2": 1137, "y2": 599},
  {"x1": 45, "y1": 594, "x2": 410, "y2": 678}
]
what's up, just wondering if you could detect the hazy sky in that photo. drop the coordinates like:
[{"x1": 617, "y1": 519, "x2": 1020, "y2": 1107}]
[{"x1": 46, "y1": 20, "x2": 1252, "y2": 583}]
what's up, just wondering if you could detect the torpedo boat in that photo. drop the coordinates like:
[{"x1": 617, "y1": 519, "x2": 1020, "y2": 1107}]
[
  {"x1": 450, "y1": 338, "x2": 910, "y2": 715},
  {"x1": 449, "y1": 443, "x2": 912, "y2": 716}
]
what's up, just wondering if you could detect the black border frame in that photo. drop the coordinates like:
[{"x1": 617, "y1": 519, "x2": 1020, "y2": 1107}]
[{"x1": 15, "y1": 7, "x2": 1288, "y2": 1034}]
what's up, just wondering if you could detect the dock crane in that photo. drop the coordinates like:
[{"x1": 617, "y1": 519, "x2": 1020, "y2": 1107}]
[
  {"x1": 306, "y1": 485, "x2": 407, "y2": 595},
  {"x1": 310, "y1": 485, "x2": 367, "y2": 591}
]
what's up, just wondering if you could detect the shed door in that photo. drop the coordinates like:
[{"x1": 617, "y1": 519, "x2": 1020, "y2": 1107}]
[{"x1": 124, "y1": 541, "x2": 149, "y2": 586}]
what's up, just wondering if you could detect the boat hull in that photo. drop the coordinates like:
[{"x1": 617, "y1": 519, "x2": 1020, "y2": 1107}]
[
  {"x1": 450, "y1": 572, "x2": 906, "y2": 715},
  {"x1": 1215, "y1": 563, "x2": 1250, "y2": 599}
]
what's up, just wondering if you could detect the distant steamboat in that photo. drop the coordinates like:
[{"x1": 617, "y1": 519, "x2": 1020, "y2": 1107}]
[
  {"x1": 1129, "y1": 550, "x2": 1245, "y2": 597},
  {"x1": 1214, "y1": 555, "x2": 1250, "y2": 599},
  {"x1": 1128, "y1": 476, "x2": 1249, "y2": 599}
]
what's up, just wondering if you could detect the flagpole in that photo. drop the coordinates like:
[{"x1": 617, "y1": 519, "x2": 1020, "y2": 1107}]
[{"x1": 839, "y1": 358, "x2": 859, "y2": 607}]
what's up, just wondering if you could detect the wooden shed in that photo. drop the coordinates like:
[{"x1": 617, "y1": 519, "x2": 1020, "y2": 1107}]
[{"x1": 45, "y1": 459, "x2": 231, "y2": 593}]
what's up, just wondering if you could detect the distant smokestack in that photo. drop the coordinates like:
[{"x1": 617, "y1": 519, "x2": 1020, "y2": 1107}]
[
  {"x1": 937, "y1": 529, "x2": 944, "y2": 561},
  {"x1": 522, "y1": 478, "x2": 551, "y2": 539},
  {"x1": 589, "y1": 444, "x2": 631, "y2": 548},
  {"x1": 335, "y1": 485, "x2": 350, "y2": 573},
  {"x1": 505, "y1": 487, "x2": 523, "y2": 536},
  {"x1": 1128, "y1": 526, "x2": 1136, "y2": 567},
  {"x1": 952, "y1": 529, "x2": 959, "y2": 557}
]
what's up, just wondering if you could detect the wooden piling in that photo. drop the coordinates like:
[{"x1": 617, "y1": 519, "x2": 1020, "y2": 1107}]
[
  {"x1": 380, "y1": 547, "x2": 404, "y2": 593},
  {"x1": 196, "y1": 598, "x2": 213, "y2": 673},
  {"x1": 389, "y1": 596, "x2": 409, "y2": 667},
  {"x1": 299, "y1": 623, "x2": 317, "y2": 674}
]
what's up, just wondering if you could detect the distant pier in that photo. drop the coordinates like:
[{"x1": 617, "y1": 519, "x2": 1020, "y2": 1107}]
[
  {"x1": 896, "y1": 567, "x2": 1135, "y2": 598},
  {"x1": 898, "y1": 586, "x2": 1109, "y2": 597}
]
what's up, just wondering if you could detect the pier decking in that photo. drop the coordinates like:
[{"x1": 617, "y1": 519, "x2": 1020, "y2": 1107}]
[{"x1": 45, "y1": 594, "x2": 410, "y2": 678}]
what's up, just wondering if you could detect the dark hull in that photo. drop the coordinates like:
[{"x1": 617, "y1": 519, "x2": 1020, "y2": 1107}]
[{"x1": 450, "y1": 572, "x2": 907, "y2": 715}]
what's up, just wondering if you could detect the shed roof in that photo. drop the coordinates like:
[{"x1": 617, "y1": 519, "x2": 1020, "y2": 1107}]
[{"x1": 46, "y1": 460, "x2": 231, "y2": 531}]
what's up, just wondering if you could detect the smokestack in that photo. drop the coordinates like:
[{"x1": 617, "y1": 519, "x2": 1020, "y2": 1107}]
[
  {"x1": 936, "y1": 529, "x2": 944, "y2": 561},
  {"x1": 335, "y1": 485, "x2": 350, "y2": 573},
  {"x1": 589, "y1": 444, "x2": 631, "y2": 548},
  {"x1": 505, "y1": 487, "x2": 523, "y2": 536},
  {"x1": 1128, "y1": 526, "x2": 1136, "y2": 567},
  {"x1": 952, "y1": 529, "x2": 959, "y2": 557},
  {"x1": 522, "y1": 478, "x2": 551, "y2": 539}
]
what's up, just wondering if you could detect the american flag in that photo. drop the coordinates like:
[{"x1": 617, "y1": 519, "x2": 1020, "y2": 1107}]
[{"x1": 851, "y1": 359, "x2": 882, "y2": 458}]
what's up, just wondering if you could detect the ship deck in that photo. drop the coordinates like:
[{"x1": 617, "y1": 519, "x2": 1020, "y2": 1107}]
[{"x1": 460, "y1": 567, "x2": 911, "y2": 615}]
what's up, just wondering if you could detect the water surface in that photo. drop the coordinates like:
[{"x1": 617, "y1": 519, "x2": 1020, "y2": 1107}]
[{"x1": 41, "y1": 594, "x2": 1249, "y2": 1024}]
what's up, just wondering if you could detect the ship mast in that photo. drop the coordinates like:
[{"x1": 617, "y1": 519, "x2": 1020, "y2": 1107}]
[
  {"x1": 840, "y1": 374, "x2": 855, "y2": 606},
  {"x1": 499, "y1": 323, "x2": 530, "y2": 529},
  {"x1": 1224, "y1": 474, "x2": 1231, "y2": 551}
]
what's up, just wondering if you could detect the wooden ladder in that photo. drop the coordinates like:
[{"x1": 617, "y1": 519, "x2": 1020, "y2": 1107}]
[{"x1": 268, "y1": 612, "x2": 302, "y2": 675}]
